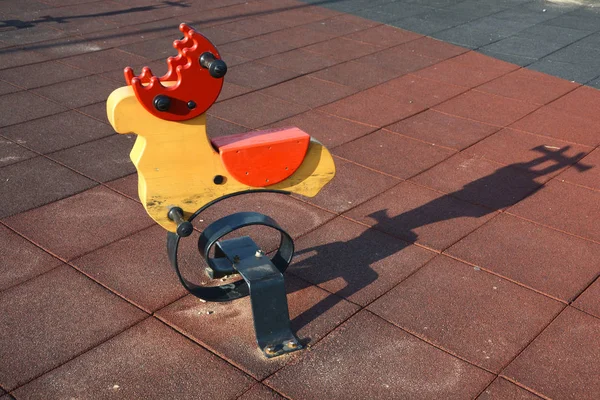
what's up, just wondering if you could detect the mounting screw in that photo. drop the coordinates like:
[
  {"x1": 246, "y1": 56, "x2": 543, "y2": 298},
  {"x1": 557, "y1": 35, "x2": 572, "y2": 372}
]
[
  {"x1": 153, "y1": 95, "x2": 171, "y2": 112},
  {"x1": 285, "y1": 340, "x2": 298, "y2": 349},
  {"x1": 255, "y1": 250, "x2": 265, "y2": 257},
  {"x1": 187, "y1": 100, "x2": 196, "y2": 109},
  {"x1": 213, "y1": 175, "x2": 225, "y2": 185},
  {"x1": 265, "y1": 345, "x2": 277, "y2": 355}
]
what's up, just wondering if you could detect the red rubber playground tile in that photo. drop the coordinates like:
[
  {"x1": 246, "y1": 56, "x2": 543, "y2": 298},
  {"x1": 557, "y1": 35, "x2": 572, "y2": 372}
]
[
  {"x1": 545, "y1": 85, "x2": 600, "y2": 124},
  {"x1": 353, "y1": 46, "x2": 438, "y2": 76},
  {"x1": 318, "y1": 87, "x2": 427, "y2": 127},
  {"x1": 3, "y1": 186, "x2": 154, "y2": 261},
  {"x1": 303, "y1": 36, "x2": 382, "y2": 63},
  {"x1": 208, "y1": 92, "x2": 309, "y2": 129},
  {"x1": 477, "y1": 68, "x2": 579, "y2": 105},
  {"x1": 573, "y1": 278, "x2": 600, "y2": 319},
  {"x1": 0, "y1": 61, "x2": 92, "y2": 90},
  {"x1": 368, "y1": 255, "x2": 564, "y2": 373},
  {"x1": 344, "y1": 181, "x2": 497, "y2": 251},
  {"x1": 559, "y1": 147, "x2": 600, "y2": 191},
  {"x1": 0, "y1": 156, "x2": 97, "y2": 219},
  {"x1": 509, "y1": 106, "x2": 600, "y2": 147},
  {"x1": 344, "y1": 24, "x2": 423, "y2": 48},
  {"x1": 225, "y1": 61, "x2": 300, "y2": 90},
  {"x1": 311, "y1": 60, "x2": 401, "y2": 90},
  {"x1": 461, "y1": 128, "x2": 593, "y2": 176},
  {"x1": 32, "y1": 75, "x2": 118, "y2": 109},
  {"x1": 266, "y1": 109, "x2": 377, "y2": 149},
  {"x1": 387, "y1": 109, "x2": 499, "y2": 151},
  {"x1": 239, "y1": 384, "x2": 285, "y2": 400},
  {"x1": 477, "y1": 378, "x2": 542, "y2": 400},
  {"x1": 0, "y1": 224, "x2": 63, "y2": 291},
  {"x1": 0, "y1": 139, "x2": 36, "y2": 167},
  {"x1": 447, "y1": 213, "x2": 600, "y2": 302},
  {"x1": 412, "y1": 153, "x2": 547, "y2": 210},
  {"x1": 414, "y1": 55, "x2": 517, "y2": 88},
  {"x1": 0, "y1": 265, "x2": 146, "y2": 391},
  {"x1": 290, "y1": 217, "x2": 435, "y2": 306},
  {"x1": 13, "y1": 318, "x2": 255, "y2": 400},
  {"x1": 333, "y1": 129, "x2": 456, "y2": 179},
  {"x1": 48, "y1": 134, "x2": 136, "y2": 182},
  {"x1": 367, "y1": 74, "x2": 468, "y2": 108},
  {"x1": 503, "y1": 307, "x2": 600, "y2": 400},
  {"x1": 0, "y1": 91, "x2": 66, "y2": 128},
  {"x1": 294, "y1": 157, "x2": 399, "y2": 214},
  {"x1": 260, "y1": 75, "x2": 358, "y2": 108},
  {"x1": 0, "y1": 111, "x2": 115, "y2": 154},
  {"x1": 156, "y1": 277, "x2": 359, "y2": 380},
  {"x1": 433, "y1": 90, "x2": 540, "y2": 127},
  {"x1": 70, "y1": 225, "x2": 190, "y2": 313},
  {"x1": 508, "y1": 180, "x2": 600, "y2": 242},
  {"x1": 265, "y1": 310, "x2": 494, "y2": 399},
  {"x1": 256, "y1": 48, "x2": 339, "y2": 75}
]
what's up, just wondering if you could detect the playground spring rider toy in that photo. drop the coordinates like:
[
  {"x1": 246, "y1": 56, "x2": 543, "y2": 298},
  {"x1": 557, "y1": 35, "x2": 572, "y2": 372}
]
[{"x1": 107, "y1": 24, "x2": 336, "y2": 358}]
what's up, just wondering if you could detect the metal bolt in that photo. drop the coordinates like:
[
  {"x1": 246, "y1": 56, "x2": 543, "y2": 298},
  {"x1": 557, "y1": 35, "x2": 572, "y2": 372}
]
[
  {"x1": 265, "y1": 345, "x2": 277, "y2": 355},
  {"x1": 187, "y1": 100, "x2": 196, "y2": 109},
  {"x1": 255, "y1": 250, "x2": 265, "y2": 257},
  {"x1": 153, "y1": 95, "x2": 171, "y2": 112},
  {"x1": 285, "y1": 340, "x2": 298, "y2": 349}
]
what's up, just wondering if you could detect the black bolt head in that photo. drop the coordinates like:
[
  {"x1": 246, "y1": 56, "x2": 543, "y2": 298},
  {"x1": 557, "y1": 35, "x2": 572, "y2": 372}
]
[
  {"x1": 209, "y1": 59, "x2": 227, "y2": 79},
  {"x1": 187, "y1": 100, "x2": 196, "y2": 109},
  {"x1": 213, "y1": 175, "x2": 225, "y2": 185},
  {"x1": 153, "y1": 95, "x2": 171, "y2": 112}
]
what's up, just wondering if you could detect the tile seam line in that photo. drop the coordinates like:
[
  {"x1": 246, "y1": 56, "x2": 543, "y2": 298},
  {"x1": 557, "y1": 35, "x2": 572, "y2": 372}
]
[
  {"x1": 0, "y1": 262, "x2": 65, "y2": 295},
  {"x1": 0, "y1": 136, "x2": 110, "y2": 185},
  {"x1": 571, "y1": 301, "x2": 600, "y2": 321},
  {"x1": 337, "y1": 213, "x2": 442, "y2": 255},
  {"x1": 441, "y1": 252, "x2": 571, "y2": 304},
  {"x1": 151, "y1": 311, "x2": 286, "y2": 382},
  {"x1": 0, "y1": 130, "x2": 119, "y2": 170},
  {"x1": 498, "y1": 376, "x2": 553, "y2": 400},
  {"x1": 329, "y1": 154, "x2": 407, "y2": 179},
  {"x1": 5, "y1": 315, "x2": 152, "y2": 394},
  {"x1": 495, "y1": 305, "x2": 586, "y2": 392}
]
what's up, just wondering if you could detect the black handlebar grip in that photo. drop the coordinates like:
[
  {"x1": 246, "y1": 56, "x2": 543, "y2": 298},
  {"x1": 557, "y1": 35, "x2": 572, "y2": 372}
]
[
  {"x1": 167, "y1": 207, "x2": 194, "y2": 237},
  {"x1": 199, "y1": 52, "x2": 227, "y2": 78}
]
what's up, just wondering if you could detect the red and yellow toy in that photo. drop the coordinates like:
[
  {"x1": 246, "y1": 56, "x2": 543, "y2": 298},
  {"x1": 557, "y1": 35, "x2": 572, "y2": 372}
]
[{"x1": 107, "y1": 23, "x2": 335, "y2": 233}]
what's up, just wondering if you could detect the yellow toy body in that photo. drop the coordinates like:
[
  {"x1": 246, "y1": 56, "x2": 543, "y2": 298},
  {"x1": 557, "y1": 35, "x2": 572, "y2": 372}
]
[{"x1": 107, "y1": 85, "x2": 336, "y2": 232}]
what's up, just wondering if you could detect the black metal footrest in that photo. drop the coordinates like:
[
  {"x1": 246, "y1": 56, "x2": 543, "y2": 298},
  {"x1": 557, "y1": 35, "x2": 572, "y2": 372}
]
[
  {"x1": 167, "y1": 208, "x2": 301, "y2": 358},
  {"x1": 216, "y1": 236, "x2": 301, "y2": 357}
]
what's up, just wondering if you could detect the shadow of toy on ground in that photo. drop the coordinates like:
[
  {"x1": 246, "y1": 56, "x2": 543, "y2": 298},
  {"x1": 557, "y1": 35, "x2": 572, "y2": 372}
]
[{"x1": 289, "y1": 145, "x2": 591, "y2": 343}]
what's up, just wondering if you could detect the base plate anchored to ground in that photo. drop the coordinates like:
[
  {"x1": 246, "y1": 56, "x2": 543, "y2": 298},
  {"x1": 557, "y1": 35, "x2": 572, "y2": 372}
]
[{"x1": 167, "y1": 203, "x2": 302, "y2": 358}]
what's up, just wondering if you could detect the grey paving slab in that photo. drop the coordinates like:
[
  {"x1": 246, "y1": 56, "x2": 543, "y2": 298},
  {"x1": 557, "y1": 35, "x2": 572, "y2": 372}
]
[
  {"x1": 355, "y1": 2, "x2": 434, "y2": 22},
  {"x1": 516, "y1": 24, "x2": 593, "y2": 47},
  {"x1": 587, "y1": 75, "x2": 600, "y2": 89},
  {"x1": 528, "y1": 58, "x2": 600, "y2": 83},
  {"x1": 480, "y1": 35, "x2": 567, "y2": 59},
  {"x1": 577, "y1": 32, "x2": 600, "y2": 49},
  {"x1": 300, "y1": 0, "x2": 600, "y2": 86},
  {"x1": 492, "y1": 5, "x2": 571, "y2": 25},
  {"x1": 432, "y1": 17, "x2": 534, "y2": 49},
  {"x1": 546, "y1": 44, "x2": 600, "y2": 67},
  {"x1": 390, "y1": 15, "x2": 458, "y2": 35},
  {"x1": 407, "y1": 0, "x2": 465, "y2": 7},
  {"x1": 319, "y1": 0, "x2": 394, "y2": 13},
  {"x1": 542, "y1": 11, "x2": 600, "y2": 31}
]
